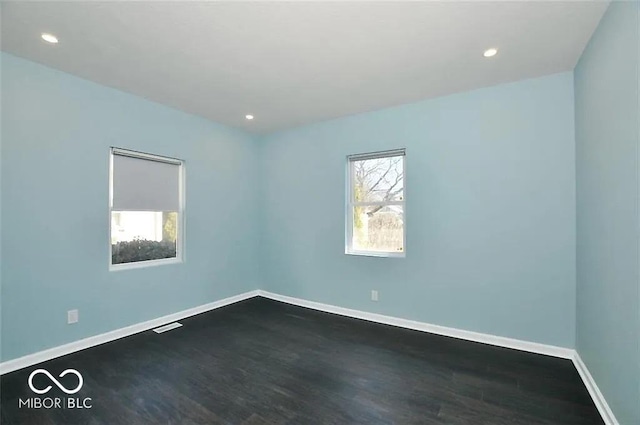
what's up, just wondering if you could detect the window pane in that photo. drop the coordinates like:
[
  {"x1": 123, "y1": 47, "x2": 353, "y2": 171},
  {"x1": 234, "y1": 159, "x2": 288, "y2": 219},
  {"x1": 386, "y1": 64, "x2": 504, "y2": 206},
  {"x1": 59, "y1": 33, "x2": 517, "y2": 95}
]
[
  {"x1": 111, "y1": 211, "x2": 178, "y2": 264},
  {"x1": 352, "y1": 155, "x2": 404, "y2": 202},
  {"x1": 352, "y1": 205, "x2": 404, "y2": 253}
]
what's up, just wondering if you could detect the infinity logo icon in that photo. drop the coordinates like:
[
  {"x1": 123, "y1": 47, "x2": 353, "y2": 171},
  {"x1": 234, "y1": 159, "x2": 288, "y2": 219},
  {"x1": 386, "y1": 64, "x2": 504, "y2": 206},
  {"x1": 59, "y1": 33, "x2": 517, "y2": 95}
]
[{"x1": 28, "y1": 369, "x2": 83, "y2": 395}]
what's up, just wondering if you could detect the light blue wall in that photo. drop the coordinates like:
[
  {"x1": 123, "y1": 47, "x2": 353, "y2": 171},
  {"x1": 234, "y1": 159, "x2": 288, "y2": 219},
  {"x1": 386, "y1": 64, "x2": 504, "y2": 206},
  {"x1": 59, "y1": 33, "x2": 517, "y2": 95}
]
[
  {"x1": 261, "y1": 73, "x2": 577, "y2": 348},
  {"x1": 0, "y1": 52, "x2": 3, "y2": 361},
  {"x1": 0, "y1": 53, "x2": 260, "y2": 361},
  {"x1": 574, "y1": 2, "x2": 640, "y2": 424}
]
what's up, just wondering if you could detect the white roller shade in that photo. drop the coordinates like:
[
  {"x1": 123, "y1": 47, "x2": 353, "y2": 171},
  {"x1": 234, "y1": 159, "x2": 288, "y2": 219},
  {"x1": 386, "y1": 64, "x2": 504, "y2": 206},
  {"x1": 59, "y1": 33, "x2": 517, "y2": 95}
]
[{"x1": 112, "y1": 151, "x2": 181, "y2": 212}]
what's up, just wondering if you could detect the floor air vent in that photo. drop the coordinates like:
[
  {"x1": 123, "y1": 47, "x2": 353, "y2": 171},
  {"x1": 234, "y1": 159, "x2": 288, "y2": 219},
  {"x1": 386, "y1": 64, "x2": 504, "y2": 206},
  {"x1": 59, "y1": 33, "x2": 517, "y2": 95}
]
[{"x1": 153, "y1": 322, "x2": 183, "y2": 333}]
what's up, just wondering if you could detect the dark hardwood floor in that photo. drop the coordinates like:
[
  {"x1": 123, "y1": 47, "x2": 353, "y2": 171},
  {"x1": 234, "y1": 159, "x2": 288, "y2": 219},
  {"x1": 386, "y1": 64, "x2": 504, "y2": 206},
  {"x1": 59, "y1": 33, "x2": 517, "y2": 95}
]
[{"x1": 1, "y1": 297, "x2": 603, "y2": 424}]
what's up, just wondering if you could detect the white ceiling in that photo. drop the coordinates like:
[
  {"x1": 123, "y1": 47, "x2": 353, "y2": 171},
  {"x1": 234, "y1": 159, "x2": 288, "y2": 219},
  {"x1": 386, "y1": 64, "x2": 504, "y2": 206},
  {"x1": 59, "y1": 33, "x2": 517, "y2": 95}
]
[{"x1": 1, "y1": 1, "x2": 609, "y2": 134}]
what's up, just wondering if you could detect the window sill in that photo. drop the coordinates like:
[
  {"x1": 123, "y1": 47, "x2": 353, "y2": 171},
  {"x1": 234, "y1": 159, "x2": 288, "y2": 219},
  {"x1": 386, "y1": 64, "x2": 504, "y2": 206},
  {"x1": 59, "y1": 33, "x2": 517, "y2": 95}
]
[
  {"x1": 345, "y1": 250, "x2": 405, "y2": 258},
  {"x1": 110, "y1": 257, "x2": 182, "y2": 272}
]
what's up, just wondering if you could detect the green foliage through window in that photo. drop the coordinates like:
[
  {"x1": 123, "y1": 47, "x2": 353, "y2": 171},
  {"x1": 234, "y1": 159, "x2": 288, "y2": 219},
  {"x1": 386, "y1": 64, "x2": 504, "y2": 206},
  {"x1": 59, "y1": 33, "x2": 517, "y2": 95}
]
[
  {"x1": 112, "y1": 239, "x2": 177, "y2": 264},
  {"x1": 162, "y1": 212, "x2": 178, "y2": 242}
]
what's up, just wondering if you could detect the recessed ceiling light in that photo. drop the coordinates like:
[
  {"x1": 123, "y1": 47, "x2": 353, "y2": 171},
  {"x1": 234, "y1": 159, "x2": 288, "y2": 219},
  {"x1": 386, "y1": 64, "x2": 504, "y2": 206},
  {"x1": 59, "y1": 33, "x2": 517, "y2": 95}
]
[
  {"x1": 41, "y1": 33, "x2": 58, "y2": 44},
  {"x1": 483, "y1": 48, "x2": 498, "y2": 58},
  {"x1": 245, "y1": 114, "x2": 254, "y2": 120}
]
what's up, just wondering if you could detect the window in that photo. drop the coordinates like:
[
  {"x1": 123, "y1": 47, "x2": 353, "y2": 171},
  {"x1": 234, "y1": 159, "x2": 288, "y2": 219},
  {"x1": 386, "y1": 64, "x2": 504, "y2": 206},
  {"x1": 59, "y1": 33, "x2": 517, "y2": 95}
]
[
  {"x1": 346, "y1": 149, "x2": 405, "y2": 257},
  {"x1": 109, "y1": 148, "x2": 184, "y2": 269}
]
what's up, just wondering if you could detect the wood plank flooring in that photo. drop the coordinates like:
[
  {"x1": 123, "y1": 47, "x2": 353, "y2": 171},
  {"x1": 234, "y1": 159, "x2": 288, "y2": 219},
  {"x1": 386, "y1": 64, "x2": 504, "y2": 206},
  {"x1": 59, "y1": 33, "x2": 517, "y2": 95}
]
[{"x1": 1, "y1": 297, "x2": 603, "y2": 424}]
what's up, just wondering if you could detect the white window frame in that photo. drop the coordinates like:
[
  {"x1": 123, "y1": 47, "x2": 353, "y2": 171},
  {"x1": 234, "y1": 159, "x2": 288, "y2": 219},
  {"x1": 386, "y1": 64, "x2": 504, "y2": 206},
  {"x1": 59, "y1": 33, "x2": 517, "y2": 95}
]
[
  {"x1": 109, "y1": 147, "x2": 185, "y2": 271},
  {"x1": 345, "y1": 149, "x2": 406, "y2": 258}
]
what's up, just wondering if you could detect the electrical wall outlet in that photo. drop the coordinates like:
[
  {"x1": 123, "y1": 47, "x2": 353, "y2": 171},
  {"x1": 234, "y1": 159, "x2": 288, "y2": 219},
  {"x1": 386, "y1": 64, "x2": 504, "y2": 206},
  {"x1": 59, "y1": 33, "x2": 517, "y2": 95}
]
[
  {"x1": 371, "y1": 290, "x2": 379, "y2": 302},
  {"x1": 67, "y1": 309, "x2": 79, "y2": 324}
]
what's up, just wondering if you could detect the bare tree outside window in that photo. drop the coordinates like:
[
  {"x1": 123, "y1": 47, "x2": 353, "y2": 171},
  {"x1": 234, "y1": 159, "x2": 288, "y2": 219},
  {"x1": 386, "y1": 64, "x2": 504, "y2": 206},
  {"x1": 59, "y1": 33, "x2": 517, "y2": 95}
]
[{"x1": 348, "y1": 151, "x2": 405, "y2": 255}]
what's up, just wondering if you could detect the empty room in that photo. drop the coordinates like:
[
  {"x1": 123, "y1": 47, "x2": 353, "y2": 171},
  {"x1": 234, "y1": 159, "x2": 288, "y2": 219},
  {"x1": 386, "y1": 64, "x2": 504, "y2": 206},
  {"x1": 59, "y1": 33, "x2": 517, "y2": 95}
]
[{"x1": 0, "y1": 1, "x2": 638, "y2": 424}]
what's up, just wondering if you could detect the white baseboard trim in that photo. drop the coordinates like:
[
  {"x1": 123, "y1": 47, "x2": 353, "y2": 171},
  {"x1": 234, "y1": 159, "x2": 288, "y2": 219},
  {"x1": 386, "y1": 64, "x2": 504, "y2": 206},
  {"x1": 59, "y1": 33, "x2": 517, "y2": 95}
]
[
  {"x1": 572, "y1": 352, "x2": 619, "y2": 425},
  {"x1": 257, "y1": 290, "x2": 574, "y2": 359},
  {"x1": 257, "y1": 290, "x2": 619, "y2": 425},
  {"x1": 0, "y1": 288, "x2": 615, "y2": 425},
  {"x1": 0, "y1": 290, "x2": 260, "y2": 375}
]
